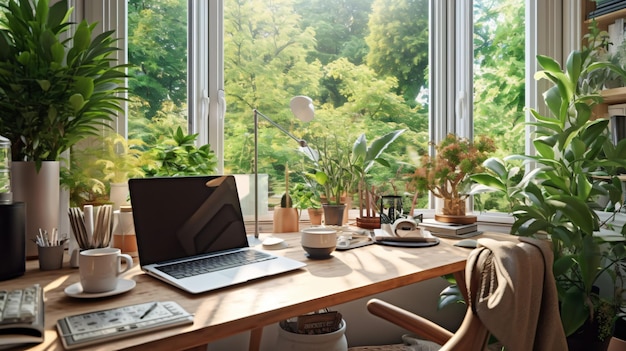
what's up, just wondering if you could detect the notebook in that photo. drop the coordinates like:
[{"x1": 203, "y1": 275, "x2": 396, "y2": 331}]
[{"x1": 128, "y1": 175, "x2": 306, "y2": 294}]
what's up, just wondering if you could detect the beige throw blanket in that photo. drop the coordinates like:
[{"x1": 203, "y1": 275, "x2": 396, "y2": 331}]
[{"x1": 466, "y1": 237, "x2": 567, "y2": 351}]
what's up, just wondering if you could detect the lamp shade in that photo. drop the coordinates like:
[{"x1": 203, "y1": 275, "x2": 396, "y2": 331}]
[{"x1": 290, "y1": 96, "x2": 315, "y2": 122}]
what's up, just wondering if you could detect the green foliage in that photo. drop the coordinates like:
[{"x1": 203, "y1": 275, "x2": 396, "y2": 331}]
[
  {"x1": 126, "y1": 0, "x2": 527, "y2": 215},
  {"x1": 366, "y1": 0, "x2": 429, "y2": 104},
  {"x1": 301, "y1": 134, "x2": 356, "y2": 205},
  {"x1": 295, "y1": 0, "x2": 372, "y2": 66},
  {"x1": 290, "y1": 182, "x2": 321, "y2": 210},
  {"x1": 96, "y1": 132, "x2": 146, "y2": 184},
  {"x1": 128, "y1": 0, "x2": 187, "y2": 119},
  {"x1": 61, "y1": 132, "x2": 145, "y2": 207},
  {"x1": 409, "y1": 134, "x2": 496, "y2": 201},
  {"x1": 472, "y1": 23, "x2": 626, "y2": 338},
  {"x1": 0, "y1": 0, "x2": 127, "y2": 168},
  {"x1": 141, "y1": 126, "x2": 217, "y2": 177}
]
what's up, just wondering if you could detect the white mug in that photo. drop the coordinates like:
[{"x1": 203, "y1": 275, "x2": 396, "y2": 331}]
[
  {"x1": 79, "y1": 248, "x2": 133, "y2": 293},
  {"x1": 301, "y1": 228, "x2": 337, "y2": 259}
]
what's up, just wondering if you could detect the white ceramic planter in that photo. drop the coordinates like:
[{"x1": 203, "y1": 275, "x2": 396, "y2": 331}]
[
  {"x1": 12, "y1": 161, "x2": 60, "y2": 258},
  {"x1": 109, "y1": 182, "x2": 130, "y2": 210},
  {"x1": 275, "y1": 319, "x2": 347, "y2": 351}
]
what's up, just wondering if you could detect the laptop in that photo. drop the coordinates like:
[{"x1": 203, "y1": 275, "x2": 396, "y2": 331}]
[{"x1": 128, "y1": 175, "x2": 306, "y2": 294}]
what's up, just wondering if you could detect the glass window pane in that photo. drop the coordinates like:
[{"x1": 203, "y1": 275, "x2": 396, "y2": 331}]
[
  {"x1": 223, "y1": 0, "x2": 430, "y2": 214},
  {"x1": 473, "y1": 0, "x2": 525, "y2": 213},
  {"x1": 127, "y1": 0, "x2": 189, "y2": 140}
]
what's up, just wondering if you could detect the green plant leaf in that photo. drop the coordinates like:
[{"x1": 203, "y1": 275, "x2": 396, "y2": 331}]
[
  {"x1": 560, "y1": 286, "x2": 589, "y2": 336},
  {"x1": 546, "y1": 197, "x2": 594, "y2": 234}
]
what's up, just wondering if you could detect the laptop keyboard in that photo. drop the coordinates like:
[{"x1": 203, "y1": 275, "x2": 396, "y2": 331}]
[{"x1": 156, "y1": 250, "x2": 276, "y2": 279}]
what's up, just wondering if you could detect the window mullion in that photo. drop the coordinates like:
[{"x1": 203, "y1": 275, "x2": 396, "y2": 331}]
[
  {"x1": 455, "y1": 0, "x2": 473, "y2": 140},
  {"x1": 207, "y1": 0, "x2": 225, "y2": 173}
]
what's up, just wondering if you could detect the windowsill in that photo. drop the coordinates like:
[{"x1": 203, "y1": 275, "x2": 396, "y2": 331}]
[{"x1": 245, "y1": 208, "x2": 626, "y2": 236}]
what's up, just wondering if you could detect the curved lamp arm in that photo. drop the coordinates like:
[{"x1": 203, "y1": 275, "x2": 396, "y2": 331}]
[{"x1": 253, "y1": 96, "x2": 315, "y2": 237}]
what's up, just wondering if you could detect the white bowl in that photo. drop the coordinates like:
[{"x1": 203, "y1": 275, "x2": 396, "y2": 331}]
[{"x1": 301, "y1": 228, "x2": 337, "y2": 259}]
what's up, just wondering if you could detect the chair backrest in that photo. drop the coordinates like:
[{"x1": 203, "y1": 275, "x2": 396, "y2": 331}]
[
  {"x1": 439, "y1": 247, "x2": 490, "y2": 351},
  {"x1": 440, "y1": 237, "x2": 567, "y2": 351}
]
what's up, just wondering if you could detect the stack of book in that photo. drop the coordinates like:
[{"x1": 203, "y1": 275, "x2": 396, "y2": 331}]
[{"x1": 418, "y1": 219, "x2": 481, "y2": 238}]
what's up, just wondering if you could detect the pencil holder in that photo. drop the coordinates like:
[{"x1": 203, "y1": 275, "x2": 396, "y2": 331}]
[{"x1": 38, "y1": 245, "x2": 64, "y2": 270}]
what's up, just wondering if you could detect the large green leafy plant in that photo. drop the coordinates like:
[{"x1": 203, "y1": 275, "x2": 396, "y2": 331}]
[
  {"x1": 301, "y1": 130, "x2": 404, "y2": 206},
  {"x1": 472, "y1": 25, "x2": 626, "y2": 342},
  {"x1": 0, "y1": 0, "x2": 127, "y2": 168}
]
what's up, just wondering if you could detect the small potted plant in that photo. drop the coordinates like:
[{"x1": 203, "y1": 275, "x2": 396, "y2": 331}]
[
  {"x1": 300, "y1": 135, "x2": 356, "y2": 226},
  {"x1": 290, "y1": 182, "x2": 323, "y2": 226},
  {"x1": 273, "y1": 164, "x2": 299, "y2": 233},
  {"x1": 97, "y1": 132, "x2": 146, "y2": 209},
  {"x1": 408, "y1": 133, "x2": 495, "y2": 223},
  {"x1": 350, "y1": 130, "x2": 405, "y2": 228}
]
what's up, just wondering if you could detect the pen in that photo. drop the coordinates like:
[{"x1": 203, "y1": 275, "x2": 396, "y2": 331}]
[{"x1": 140, "y1": 302, "x2": 158, "y2": 319}]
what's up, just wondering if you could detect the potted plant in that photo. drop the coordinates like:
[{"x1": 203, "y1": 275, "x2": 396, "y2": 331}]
[
  {"x1": 97, "y1": 132, "x2": 145, "y2": 209},
  {"x1": 0, "y1": 0, "x2": 127, "y2": 256},
  {"x1": 273, "y1": 164, "x2": 299, "y2": 233},
  {"x1": 350, "y1": 130, "x2": 405, "y2": 229},
  {"x1": 470, "y1": 25, "x2": 626, "y2": 349},
  {"x1": 407, "y1": 133, "x2": 495, "y2": 224},
  {"x1": 60, "y1": 132, "x2": 144, "y2": 208},
  {"x1": 300, "y1": 135, "x2": 358, "y2": 226},
  {"x1": 290, "y1": 182, "x2": 323, "y2": 226}
]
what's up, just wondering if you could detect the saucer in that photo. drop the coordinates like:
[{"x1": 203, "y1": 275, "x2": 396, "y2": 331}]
[{"x1": 64, "y1": 279, "x2": 136, "y2": 298}]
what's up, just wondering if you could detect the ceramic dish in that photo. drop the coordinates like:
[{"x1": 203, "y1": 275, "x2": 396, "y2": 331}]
[{"x1": 64, "y1": 278, "x2": 136, "y2": 298}]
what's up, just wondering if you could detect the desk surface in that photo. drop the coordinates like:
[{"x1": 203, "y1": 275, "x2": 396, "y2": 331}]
[{"x1": 2, "y1": 232, "x2": 508, "y2": 351}]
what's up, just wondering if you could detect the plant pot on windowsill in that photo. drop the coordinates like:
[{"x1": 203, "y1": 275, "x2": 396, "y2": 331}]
[
  {"x1": 307, "y1": 208, "x2": 323, "y2": 226},
  {"x1": 273, "y1": 206, "x2": 299, "y2": 233},
  {"x1": 322, "y1": 204, "x2": 346, "y2": 226},
  {"x1": 320, "y1": 195, "x2": 350, "y2": 226},
  {"x1": 435, "y1": 197, "x2": 477, "y2": 224},
  {"x1": 356, "y1": 216, "x2": 380, "y2": 229}
]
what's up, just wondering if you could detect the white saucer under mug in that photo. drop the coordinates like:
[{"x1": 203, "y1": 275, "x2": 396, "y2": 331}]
[{"x1": 64, "y1": 278, "x2": 136, "y2": 298}]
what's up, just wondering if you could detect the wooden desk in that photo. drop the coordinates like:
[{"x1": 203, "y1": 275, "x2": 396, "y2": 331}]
[{"x1": 1, "y1": 232, "x2": 498, "y2": 351}]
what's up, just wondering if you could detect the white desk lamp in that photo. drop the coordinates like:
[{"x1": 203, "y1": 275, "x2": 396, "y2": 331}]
[{"x1": 253, "y1": 96, "x2": 315, "y2": 238}]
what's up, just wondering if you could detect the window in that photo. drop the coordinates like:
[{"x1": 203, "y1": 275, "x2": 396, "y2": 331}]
[{"x1": 89, "y1": 0, "x2": 566, "y2": 215}]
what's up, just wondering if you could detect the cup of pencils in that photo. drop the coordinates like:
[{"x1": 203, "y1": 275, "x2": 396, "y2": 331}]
[{"x1": 36, "y1": 228, "x2": 68, "y2": 270}]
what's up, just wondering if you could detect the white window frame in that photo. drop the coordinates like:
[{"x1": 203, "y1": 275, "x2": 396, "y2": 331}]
[{"x1": 86, "y1": 0, "x2": 578, "y2": 217}]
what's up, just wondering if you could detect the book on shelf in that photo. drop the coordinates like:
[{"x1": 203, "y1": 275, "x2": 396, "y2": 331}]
[{"x1": 418, "y1": 219, "x2": 478, "y2": 236}]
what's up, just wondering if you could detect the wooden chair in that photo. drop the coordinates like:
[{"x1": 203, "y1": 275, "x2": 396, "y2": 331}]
[{"x1": 349, "y1": 237, "x2": 568, "y2": 351}]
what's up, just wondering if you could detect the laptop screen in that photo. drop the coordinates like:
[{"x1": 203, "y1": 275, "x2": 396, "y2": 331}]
[{"x1": 128, "y1": 176, "x2": 249, "y2": 265}]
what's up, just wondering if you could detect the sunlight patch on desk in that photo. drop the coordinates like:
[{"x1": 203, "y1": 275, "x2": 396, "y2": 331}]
[{"x1": 44, "y1": 274, "x2": 71, "y2": 293}]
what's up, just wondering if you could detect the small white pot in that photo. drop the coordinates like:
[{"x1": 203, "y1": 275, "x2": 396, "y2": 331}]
[{"x1": 276, "y1": 319, "x2": 347, "y2": 351}]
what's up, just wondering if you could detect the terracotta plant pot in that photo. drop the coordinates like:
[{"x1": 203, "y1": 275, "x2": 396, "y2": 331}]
[{"x1": 307, "y1": 208, "x2": 323, "y2": 226}]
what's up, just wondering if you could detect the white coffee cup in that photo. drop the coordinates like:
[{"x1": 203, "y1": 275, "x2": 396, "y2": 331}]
[
  {"x1": 79, "y1": 248, "x2": 133, "y2": 293},
  {"x1": 301, "y1": 228, "x2": 337, "y2": 259}
]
